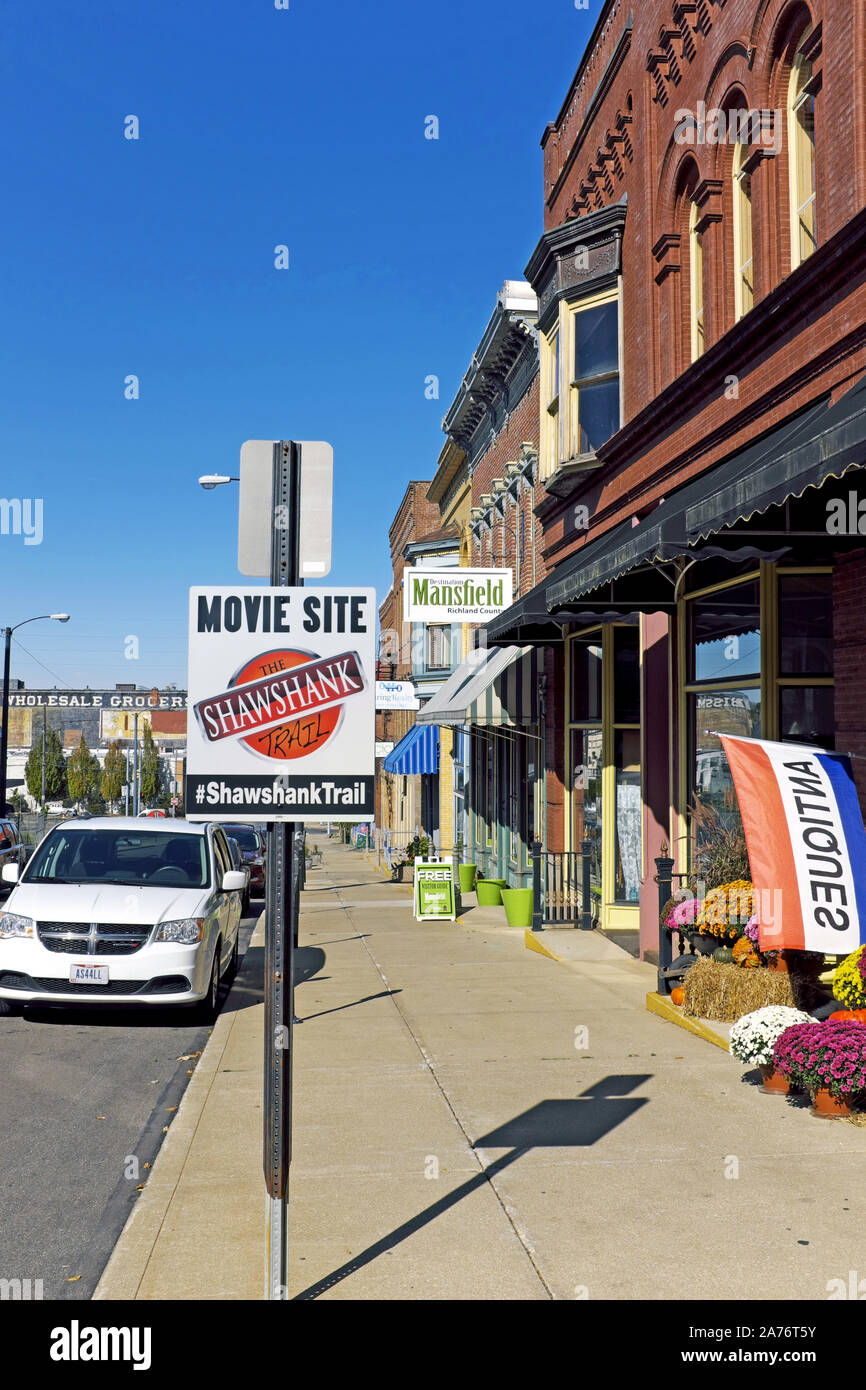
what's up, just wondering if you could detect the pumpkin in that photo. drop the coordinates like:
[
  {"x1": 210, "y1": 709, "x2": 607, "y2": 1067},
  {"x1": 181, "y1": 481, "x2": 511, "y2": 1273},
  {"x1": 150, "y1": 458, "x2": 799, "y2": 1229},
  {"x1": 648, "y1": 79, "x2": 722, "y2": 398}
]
[
  {"x1": 829, "y1": 1009, "x2": 866, "y2": 1023},
  {"x1": 670, "y1": 986, "x2": 685, "y2": 1006},
  {"x1": 713, "y1": 946, "x2": 734, "y2": 964}
]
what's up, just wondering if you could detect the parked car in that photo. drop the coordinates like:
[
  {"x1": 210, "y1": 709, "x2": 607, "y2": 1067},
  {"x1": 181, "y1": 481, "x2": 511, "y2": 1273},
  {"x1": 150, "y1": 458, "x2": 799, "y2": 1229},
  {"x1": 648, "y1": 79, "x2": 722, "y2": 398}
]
[
  {"x1": 0, "y1": 817, "x2": 246, "y2": 1016},
  {"x1": 225, "y1": 836, "x2": 252, "y2": 915},
  {"x1": 0, "y1": 820, "x2": 27, "y2": 894},
  {"x1": 219, "y1": 823, "x2": 266, "y2": 901}
]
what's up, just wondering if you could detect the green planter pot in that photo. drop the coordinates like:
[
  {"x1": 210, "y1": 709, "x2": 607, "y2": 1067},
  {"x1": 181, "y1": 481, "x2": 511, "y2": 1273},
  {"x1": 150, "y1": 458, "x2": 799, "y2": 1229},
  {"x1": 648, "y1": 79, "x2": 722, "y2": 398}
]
[
  {"x1": 501, "y1": 887, "x2": 533, "y2": 928},
  {"x1": 457, "y1": 863, "x2": 477, "y2": 893},
  {"x1": 476, "y1": 878, "x2": 506, "y2": 907}
]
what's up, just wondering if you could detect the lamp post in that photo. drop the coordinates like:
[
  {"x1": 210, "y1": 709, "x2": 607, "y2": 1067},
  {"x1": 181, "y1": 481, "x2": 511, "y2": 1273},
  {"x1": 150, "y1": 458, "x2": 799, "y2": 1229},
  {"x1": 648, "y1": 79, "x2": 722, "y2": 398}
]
[{"x1": 0, "y1": 614, "x2": 70, "y2": 813}]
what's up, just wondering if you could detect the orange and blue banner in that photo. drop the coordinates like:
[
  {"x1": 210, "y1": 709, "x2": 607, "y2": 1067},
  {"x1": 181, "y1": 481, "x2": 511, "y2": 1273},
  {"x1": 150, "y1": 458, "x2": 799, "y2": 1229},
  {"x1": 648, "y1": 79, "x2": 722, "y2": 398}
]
[{"x1": 720, "y1": 735, "x2": 866, "y2": 955}]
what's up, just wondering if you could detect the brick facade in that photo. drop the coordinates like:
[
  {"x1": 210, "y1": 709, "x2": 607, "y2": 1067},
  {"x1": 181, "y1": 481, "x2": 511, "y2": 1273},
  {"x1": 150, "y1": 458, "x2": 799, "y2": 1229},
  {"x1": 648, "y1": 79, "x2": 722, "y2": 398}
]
[{"x1": 532, "y1": 0, "x2": 866, "y2": 573}]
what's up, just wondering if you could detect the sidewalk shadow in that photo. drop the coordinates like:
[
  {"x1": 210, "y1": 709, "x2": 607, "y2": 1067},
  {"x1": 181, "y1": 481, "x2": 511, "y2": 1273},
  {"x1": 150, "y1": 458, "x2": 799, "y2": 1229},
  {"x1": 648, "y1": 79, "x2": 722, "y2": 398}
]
[
  {"x1": 221, "y1": 943, "x2": 327, "y2": 1016},
  {"x1": 298, "y1": 988, "x2": 401, "y2": 1023},
  {"x1": 292, "y1": 1074, "x2": 651, "y2": 1300}
]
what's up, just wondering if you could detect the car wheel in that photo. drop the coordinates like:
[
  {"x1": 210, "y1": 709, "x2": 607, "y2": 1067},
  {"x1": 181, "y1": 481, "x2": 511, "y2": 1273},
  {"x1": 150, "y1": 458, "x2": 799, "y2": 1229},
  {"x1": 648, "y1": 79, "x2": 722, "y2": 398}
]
[
  {"x1": 197, "y1": 945, "x2": 222, "y2": 1023},
  {"x1": 0, "y1": 999, "x2": 21, "y2": 1017},
  {"x1": 242, "y1": 889, "x2": 251, "y2": 916}
]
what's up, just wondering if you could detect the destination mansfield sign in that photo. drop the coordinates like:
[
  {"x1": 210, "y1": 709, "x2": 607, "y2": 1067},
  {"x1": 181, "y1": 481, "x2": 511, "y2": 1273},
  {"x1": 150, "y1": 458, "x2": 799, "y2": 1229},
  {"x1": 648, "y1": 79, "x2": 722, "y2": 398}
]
[
  {"x1": 403, "y1": 567, "x2": 513, "y2": 623},
  {"x1": 185, "y1": 587, "x2": 375, "y2": 822}
]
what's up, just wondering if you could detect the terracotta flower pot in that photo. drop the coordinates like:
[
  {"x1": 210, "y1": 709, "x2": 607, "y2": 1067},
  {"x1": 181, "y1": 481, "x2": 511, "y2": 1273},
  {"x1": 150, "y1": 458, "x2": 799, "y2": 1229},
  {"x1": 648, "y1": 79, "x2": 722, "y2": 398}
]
[
  {"x1": 812, "y1": 1087, "x2": 853, "y2": 1118},
  {"x1": 759, "y1": 1064, "x2": 790, "y2": 1095}
]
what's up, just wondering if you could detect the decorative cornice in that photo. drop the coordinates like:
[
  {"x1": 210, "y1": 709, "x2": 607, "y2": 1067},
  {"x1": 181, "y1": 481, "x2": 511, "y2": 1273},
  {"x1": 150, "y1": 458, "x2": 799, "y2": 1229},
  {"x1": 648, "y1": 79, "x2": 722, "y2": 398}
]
[{"x1": 442, "y1": 285, "x2": 538, "y2": 451}]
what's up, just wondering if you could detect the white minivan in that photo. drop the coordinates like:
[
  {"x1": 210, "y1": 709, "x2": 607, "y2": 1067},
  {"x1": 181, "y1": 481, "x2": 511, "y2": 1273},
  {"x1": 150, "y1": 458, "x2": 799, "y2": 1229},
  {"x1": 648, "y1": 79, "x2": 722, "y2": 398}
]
[{"x1": 0, "y1": 818, "x2": 246, "y2": 1016}]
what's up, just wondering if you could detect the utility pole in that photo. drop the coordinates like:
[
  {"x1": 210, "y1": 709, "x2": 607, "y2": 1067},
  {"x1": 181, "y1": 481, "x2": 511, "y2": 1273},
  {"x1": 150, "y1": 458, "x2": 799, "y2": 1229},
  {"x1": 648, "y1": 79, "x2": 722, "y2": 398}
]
[
  {"x1": 41, "y1": 707, "x2": 46, "y2": 808},
  {"x1": 264, "y1": 441, "x2": 302, "y2": 1301}
]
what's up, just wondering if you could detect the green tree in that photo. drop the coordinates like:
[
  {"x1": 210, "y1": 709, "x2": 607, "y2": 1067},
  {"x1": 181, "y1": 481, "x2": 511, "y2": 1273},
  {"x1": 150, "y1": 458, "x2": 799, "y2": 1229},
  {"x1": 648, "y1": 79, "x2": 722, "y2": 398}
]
[
  {"x1": 67, "y1": 734, "x2": 100, "y2": 806},
  {"x1": 139, "y1": 723, "x2": 166, "y2": 807},
  {"x1": 101, "y1": 741, "x2": 126, "y2": 810},
  {"x1": 24, "y1": 727, "x2": 67, "y2": 804}
]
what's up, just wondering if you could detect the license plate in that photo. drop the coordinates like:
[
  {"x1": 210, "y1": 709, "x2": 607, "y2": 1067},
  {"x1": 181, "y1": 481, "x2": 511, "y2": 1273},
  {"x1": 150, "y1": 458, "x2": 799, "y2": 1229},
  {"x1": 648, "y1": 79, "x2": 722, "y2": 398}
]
[{"x1": 70, "y1": 964, "x2": 109, "y2": 985}]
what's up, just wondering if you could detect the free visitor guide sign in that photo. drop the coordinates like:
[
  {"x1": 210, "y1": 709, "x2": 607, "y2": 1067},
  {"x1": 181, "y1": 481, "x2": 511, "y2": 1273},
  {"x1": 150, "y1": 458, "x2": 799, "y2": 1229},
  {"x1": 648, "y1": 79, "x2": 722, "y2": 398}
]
[
  {"x1": 403, "y1": 568, "x2": 513, "y2": 623},
  {"x1": 720, "y1": 734, "x2": 866, "y2": 954},
  {"x1": 413, "y1": 860, "x2": 457, "y2": 921},
  {"x1": 185, "y1": 587, "x2": 375, "y2": 822}
]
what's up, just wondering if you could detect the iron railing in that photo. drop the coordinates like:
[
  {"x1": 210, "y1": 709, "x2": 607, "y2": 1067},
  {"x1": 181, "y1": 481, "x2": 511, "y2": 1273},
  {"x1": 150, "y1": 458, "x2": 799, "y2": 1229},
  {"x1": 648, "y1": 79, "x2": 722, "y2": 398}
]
[{"x1": 530, "y1": 839, "x2": 596, "y2": 931}]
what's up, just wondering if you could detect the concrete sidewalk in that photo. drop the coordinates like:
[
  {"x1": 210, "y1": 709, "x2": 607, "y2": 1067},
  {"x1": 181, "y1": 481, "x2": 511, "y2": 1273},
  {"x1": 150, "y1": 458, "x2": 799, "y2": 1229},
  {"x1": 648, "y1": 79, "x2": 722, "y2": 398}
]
[{"x1": 97, "y1": 839, "x2": 866, "y2": 1301}]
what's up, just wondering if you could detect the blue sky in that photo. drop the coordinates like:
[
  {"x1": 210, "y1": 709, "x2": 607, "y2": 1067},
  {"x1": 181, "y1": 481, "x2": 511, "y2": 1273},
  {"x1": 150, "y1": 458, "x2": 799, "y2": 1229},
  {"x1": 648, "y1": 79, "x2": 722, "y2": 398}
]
[{"x1": 0, "y1": 0, "x2": 595, "y2": 690}]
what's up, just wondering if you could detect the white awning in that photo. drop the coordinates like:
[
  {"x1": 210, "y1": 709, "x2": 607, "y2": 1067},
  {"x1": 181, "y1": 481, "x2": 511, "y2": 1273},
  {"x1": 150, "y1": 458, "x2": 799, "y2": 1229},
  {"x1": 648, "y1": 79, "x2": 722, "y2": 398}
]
[{"x1": 415, "y1": 645, "x2": 539, "y2": 727}]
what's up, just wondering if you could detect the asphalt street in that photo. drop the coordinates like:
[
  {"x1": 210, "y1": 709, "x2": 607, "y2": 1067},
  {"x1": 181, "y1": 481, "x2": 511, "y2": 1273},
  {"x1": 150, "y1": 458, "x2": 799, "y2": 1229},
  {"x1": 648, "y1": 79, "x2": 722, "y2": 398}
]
[{"x1": 0, "y1": 909, "x2": 261, "y2": 1301}]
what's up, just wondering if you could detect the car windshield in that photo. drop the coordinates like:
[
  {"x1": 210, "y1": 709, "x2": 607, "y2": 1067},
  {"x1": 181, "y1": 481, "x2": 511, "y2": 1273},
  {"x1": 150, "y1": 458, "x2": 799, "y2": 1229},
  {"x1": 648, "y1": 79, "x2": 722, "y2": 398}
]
[
  {"x1": 224, "y1": 827, "x2": 259, "y2": 853},
  {"x1": 25, "y1": 828, "x2": 210, "y2": 890}
]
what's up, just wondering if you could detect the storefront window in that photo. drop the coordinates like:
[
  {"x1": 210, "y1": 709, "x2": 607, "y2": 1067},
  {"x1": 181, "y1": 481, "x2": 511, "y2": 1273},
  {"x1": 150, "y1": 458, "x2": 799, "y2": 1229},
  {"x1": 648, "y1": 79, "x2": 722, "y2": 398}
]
[
  {"x1": 778, "y1": 573, "x2": 833, "y2": 674},
  {"x1": 570, "y1": 727, "x2": 602, "y2": 895},
  {"x1": 570, "y1": 635, "x2": 602, "y2": 721},
  {"x1": 690, "y1": 688, "x2": 761, "y2": 822},
  {"x1": 614, "y1": 626, "x2": 640, "y2": 722},
  {"x1": 690, "y1": 580, "x2": 761, "y2": 682},
  {"x1": 779, "y1": 686, "x2": 835, "y2": 747},
  {"x1": 614, "y1": 729, "x2": 641, "y2": 903}
]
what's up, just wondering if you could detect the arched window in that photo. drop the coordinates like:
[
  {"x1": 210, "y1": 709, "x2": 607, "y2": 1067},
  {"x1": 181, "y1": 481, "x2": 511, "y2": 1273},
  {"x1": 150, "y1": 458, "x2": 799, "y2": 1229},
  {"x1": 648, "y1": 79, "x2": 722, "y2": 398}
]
[
  {"x1": 788, "y1": 34, "x2": 817, "y2": 268},
  {"x1": 733, "y1": 142, "x2": 754, "y2": 320},
  {"x1": 689, "y1": 200, "x2": 705, "y2": 361}
]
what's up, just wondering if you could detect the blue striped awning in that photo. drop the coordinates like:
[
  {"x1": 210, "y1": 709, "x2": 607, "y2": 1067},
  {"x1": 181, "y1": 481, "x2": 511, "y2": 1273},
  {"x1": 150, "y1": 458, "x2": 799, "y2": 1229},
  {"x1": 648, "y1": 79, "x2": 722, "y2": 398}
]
[{"x1": 382, "y1": 723, "x2": 439, "y2": 775}]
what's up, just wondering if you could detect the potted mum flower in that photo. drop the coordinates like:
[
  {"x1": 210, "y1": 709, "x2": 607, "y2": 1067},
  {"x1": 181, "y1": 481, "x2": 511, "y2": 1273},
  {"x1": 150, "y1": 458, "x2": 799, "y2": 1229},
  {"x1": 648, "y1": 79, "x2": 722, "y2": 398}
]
[
  {"x1": 694, "y1": 879, "x2": 754, "y2": 950},
  {"x1": 831, "y1": 946, "x2": 866, "y2": 1019},
  {"x1": 773, "y1": 1019, "x2": 866, "y2": 1117},
  {"x1": 729, "y1": 1006, "x2": 815, "y2": 1093}
]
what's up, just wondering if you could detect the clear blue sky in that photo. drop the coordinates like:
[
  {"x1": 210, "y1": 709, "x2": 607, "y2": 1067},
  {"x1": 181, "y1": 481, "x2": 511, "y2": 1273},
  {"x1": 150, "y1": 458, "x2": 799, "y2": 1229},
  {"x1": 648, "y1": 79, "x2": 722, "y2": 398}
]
[{"x1": 0, "y1": 0, "x2": 595, "y2": 690}]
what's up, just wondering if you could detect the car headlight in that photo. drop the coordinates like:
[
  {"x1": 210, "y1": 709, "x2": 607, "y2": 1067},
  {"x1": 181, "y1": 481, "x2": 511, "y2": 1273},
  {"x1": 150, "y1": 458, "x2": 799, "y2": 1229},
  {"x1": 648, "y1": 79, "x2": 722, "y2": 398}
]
[
  {"x1": 0, "y1": 912, "x2": 34, "y2": 939},
  {"x1": 155, "y1": 918, "x2": 204, "y2": 944}
]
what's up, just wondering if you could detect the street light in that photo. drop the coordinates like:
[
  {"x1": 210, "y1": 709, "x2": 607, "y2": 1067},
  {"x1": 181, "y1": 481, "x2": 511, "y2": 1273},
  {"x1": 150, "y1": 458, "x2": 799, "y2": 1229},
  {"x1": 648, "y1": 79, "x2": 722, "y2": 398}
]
[
  {"x1": 198, "y1": 474, "x2": 238, "y2": 490},
  {"x1": 0, "y1": 614, "x2": 71, "y2": 813}
]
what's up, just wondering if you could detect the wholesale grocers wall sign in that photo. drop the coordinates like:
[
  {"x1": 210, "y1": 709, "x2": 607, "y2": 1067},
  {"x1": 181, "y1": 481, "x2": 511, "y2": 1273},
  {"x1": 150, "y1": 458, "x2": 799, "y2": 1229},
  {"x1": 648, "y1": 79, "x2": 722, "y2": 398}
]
[
  {"x1": 403, "y1": 568, "x2": 513, "y2": 623},
  {"x1": 185, "y1": 587, "x2": 375, "y2": 822}
]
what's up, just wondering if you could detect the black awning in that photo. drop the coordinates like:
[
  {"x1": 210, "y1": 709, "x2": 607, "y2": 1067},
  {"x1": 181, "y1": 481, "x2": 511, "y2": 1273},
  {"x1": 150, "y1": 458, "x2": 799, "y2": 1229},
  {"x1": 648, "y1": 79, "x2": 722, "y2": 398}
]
[
  {"x1": 486, "y1": 571, "x2": 650, "y2": 646},
  {"x1": 546, "y1": 393, "x2": 842, "y2": 610},
  {"x1": 687, "y1": 373, "x2": 866, "y2": 540}
]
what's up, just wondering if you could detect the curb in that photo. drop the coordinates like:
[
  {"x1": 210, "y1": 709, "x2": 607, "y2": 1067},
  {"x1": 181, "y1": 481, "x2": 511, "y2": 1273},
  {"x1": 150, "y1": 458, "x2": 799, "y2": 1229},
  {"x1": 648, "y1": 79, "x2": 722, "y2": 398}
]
[
  {"x1": 645, "y1": 991, "x2": 731, "y2": 1051},
  {"x1": 93, "y1": 1005, "x2": 241, "y2": 1299},
  {"x1": 524, "y1": 930, "x2": 559, "y2": 960},
  {"x1": 94, "y1": 911, "x2": 265, "y2": 1301}
]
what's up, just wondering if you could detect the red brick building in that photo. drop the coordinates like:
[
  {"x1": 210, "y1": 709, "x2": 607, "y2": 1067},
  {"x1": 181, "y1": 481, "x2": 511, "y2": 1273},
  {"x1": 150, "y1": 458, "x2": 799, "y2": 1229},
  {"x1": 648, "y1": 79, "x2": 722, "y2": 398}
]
[
  {"x1": 376, "y1": 482, "x2": 446, "y2": 846},
  {"x1": 485, "y1": 0, "x2": 866, "y2": 960}
]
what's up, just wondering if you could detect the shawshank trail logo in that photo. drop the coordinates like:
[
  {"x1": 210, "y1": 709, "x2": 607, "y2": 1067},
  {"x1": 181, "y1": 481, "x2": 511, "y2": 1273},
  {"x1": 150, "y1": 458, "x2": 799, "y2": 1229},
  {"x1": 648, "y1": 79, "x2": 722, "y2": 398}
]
[{"x1": 194, "y1": 646, "x2": 366, "y2": 762}]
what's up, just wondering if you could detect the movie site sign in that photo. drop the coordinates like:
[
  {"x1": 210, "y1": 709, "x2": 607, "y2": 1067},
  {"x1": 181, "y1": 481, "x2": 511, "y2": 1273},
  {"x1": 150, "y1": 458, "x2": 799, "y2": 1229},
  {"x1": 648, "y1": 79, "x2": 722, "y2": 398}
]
[
  {"x1": 186, "y1": 587, "x2": 375, "y2": 822},
  {"x1": 403, "y1": 568, "x2": 513, "y2": 623}
]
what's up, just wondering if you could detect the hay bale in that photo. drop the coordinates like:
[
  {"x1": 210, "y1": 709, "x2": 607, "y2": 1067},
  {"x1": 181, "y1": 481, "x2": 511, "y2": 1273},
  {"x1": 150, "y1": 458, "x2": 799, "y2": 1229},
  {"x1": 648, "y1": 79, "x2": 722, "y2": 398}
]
[{"x1": 683, "y1": 958, "x2": 795, "y2": 1021}]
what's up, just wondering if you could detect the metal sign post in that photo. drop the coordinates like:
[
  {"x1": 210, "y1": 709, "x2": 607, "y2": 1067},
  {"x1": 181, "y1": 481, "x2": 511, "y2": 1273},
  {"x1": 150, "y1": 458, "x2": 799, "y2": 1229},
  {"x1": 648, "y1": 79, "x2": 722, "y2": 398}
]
[
  {"x1": 264, "y1": 441, "x2": 300, "y2": 1301},
  {"x1": 186, "y1": 437, "x2": 373, "y2": 1302}
]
